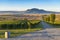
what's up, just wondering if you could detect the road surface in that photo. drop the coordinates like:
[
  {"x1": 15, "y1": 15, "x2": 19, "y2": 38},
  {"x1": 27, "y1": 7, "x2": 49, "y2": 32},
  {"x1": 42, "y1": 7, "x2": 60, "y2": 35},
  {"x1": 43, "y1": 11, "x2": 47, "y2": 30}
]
[{"x1": 5, "y1": 21, "x2": 60, "y2": 40}]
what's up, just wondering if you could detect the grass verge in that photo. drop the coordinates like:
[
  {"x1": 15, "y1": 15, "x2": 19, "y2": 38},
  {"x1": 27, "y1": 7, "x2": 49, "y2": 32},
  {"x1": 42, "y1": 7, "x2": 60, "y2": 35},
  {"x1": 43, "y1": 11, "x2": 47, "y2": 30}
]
[{"x1": 0, "y1": 28, "x2": 42, "y2": 38}]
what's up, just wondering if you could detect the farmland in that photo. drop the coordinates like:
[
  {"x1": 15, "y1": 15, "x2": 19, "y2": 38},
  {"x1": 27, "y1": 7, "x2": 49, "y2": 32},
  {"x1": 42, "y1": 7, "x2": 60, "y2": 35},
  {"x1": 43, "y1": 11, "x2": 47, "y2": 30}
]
[{"x1": 0, "y1": 14, "x2": 42, "y2": 20}]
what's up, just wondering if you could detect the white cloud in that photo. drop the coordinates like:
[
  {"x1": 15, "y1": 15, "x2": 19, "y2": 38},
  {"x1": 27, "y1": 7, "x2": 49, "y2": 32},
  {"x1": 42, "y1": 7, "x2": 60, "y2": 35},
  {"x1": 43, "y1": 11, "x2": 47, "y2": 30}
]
[{"x1": 0, "y1": 5, "x2": 60, "y2": 12}]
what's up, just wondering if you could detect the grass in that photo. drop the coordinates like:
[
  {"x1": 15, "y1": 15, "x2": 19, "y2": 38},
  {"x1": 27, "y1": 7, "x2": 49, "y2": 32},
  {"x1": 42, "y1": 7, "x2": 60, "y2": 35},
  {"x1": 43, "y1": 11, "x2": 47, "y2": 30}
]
[
  {"x1": 50, "y1": 21, "x2": 60, "y2": 28},
  {"x1": 29, "y1": 20, "x2": 40, "y2": 24},
  {"x1": 0, "y1": 28, "x2": 42, "y2": 38},
  {"x1": 0, "y1": 20, "x2": 21, "y2": 24},
  {"x1": 0, "y1": 20, "x2": 40, "y2": 24},
  {"x1": 53, "y1": 24, "x2": 60, "y2": 28},
  {"x1": 0, "y1": 20, "x2": 42, "y2": 38},
  {"x1": 45, "y1": 21, "x2": 60, "y2": 28},
  {"x1": 54, "y1": 21, "x2": 60, "y2": 24}
]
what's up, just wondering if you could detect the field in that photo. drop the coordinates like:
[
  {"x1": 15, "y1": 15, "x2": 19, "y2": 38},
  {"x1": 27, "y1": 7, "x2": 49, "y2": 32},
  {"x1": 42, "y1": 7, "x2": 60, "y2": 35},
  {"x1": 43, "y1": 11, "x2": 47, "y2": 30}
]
[
  {"x1": 0, "y1": 29, "x2": 42, "y2": 38},
  {"x1": 50, "y1": 15, "x2": 60, "y2": 28},
  {"x1": 52, "y1": 21, "x2": 60, "y2": 28},
  {"x1": 0, "y1": 14, "x2": 42, "y2": 20},
  {"x1": 45, "y1": 14, "x2": 60, "y2": 28},
  {"x1": 0, "y1": 14, "x2": 43, "y2": 38},
  {"x1": 0, "y1": 14, "x2": 60, "y2": 38},
  {"x1": 0, "y1": 20, "x2": 42, "y2": 38}
]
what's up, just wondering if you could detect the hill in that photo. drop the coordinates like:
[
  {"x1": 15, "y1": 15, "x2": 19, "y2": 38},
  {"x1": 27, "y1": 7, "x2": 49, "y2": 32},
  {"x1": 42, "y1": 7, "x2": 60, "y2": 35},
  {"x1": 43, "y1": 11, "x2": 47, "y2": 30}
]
[{"x1": 25, "y1": 8, "x2": 60, "y2": 14}]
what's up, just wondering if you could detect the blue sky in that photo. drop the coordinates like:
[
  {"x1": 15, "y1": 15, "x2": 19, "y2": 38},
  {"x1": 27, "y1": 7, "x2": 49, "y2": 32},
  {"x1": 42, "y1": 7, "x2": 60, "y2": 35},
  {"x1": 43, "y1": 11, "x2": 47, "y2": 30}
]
[{"x1": 0, "y1": 0, "x2": 60, "y2": 11}]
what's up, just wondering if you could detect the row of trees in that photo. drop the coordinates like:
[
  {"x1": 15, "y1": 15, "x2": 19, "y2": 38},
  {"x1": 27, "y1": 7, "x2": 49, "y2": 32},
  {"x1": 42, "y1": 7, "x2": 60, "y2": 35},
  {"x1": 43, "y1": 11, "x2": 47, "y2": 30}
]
[
  {"x1": 42, "y1": 13, "x2": 56, "y2": 24},
  {"x1": 0, "y1": 19, "x2": 40, "y2": 29}
]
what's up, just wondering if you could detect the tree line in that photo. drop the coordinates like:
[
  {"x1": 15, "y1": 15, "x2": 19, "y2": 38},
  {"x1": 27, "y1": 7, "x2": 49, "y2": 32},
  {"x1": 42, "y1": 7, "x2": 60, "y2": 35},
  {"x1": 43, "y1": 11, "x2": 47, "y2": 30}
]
[{"x1": 42, "y1": 13, "x2": 56, "y2": 24}]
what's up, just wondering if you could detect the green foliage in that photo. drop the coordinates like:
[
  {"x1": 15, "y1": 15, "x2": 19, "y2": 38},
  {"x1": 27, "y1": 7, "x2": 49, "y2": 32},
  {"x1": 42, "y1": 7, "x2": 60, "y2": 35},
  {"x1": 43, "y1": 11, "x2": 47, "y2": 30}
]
[
  {"x1": 50, "y1": 14, "x2": 56, "y2": 24},
  {"x1": 0, "y1": 20, "x2": 41, "y2": 29},
  {"x1": 42, "y1": 15, "x2": 50, "y2": 22},
  {"x1": 46, "y1": 16, "x2": 50, "y2": 22},
  {"x1": 42, "y1": 14, "x2": 56, "y2": 23},
  {"x1": 0, "y1": 20, "x2": 42, "y2": 38}
]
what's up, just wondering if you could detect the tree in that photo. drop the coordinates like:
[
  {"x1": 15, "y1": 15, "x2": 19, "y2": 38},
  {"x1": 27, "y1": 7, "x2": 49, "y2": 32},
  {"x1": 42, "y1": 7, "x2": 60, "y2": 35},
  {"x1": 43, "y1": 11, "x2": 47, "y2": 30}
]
[
  {"x1": 50, "y1": 13, "x2": 55, "y2": 24},
  {"x1": 42, "y1": 15, "x2": 50, "y2": 22},
  {"x1": 27, "y1": 22, "x2": 31, "y2": 30},
  {"x1": 46, "y1": 16, "x2": 50, "y2": 22},
  {"x1": 42, "y1": 15, "x2": 47, "y2": 21}
]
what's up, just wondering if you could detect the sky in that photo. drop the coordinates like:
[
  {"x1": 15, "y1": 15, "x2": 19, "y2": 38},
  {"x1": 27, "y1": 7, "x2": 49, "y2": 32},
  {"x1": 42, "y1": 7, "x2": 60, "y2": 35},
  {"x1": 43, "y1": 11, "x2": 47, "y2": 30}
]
[{"x1": 0, "y1": 0, "x2": 60, "y2": 12}]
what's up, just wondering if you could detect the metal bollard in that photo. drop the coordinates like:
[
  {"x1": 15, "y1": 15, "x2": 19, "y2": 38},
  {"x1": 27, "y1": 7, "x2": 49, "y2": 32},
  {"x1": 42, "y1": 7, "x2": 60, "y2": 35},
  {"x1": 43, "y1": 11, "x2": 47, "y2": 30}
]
[{"x1": 5, "y1": 31, "x2": 10, "y2": 38}]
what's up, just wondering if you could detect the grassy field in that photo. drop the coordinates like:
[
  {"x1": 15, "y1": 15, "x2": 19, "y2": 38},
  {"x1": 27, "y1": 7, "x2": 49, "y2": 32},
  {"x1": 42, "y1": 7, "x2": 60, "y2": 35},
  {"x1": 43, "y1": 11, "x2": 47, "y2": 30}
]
[
  {"x1": 0, "y1": 20, "x2": 40, "y2": 24},
  {"x1": 52, "y1": 21, "x2": 60, "y2": 28},
  {"x1": 0, "y1": 20, "x2": 42, "y2": 38},
  {"x1": 50, "y1": 14, "x2": 60, "y2": 28},
  {"x1": 0, "y1": 29, "x2": 42, "y2": 38},
  {"x1": 46, "y1": 21, "x2": 60, "y2": 28}
]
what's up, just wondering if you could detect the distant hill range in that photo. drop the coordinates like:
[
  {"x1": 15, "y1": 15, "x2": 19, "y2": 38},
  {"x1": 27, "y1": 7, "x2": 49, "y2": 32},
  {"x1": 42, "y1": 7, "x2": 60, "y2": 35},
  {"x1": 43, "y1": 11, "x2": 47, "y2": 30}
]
[
  {"x1": 25, "y1": 8, "x2": 60, "y2": 14},
  {"x1": 0, "y1": 8, "x2": 60, "y2": 14}
]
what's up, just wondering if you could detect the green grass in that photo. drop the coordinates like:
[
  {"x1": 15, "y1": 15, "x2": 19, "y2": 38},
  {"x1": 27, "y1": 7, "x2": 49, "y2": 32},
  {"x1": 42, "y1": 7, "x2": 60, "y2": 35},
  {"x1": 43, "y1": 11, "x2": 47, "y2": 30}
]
[
  {"x1": 51, "y1": 21, "x2": 60, "y2": 28},
  {"x1": 0, "y1": 20, "x2": 42, "y2": 38},
  {"x1": 0, "y1": 20, "x2": 40, "y2": 24},
  {"x1": 0, "y1": 20, "x2": 21, "y2": 24},
  {"x1": 45, "y1": 21, "x2": 60, "y2": 28},
  {"x1": 29, "y1": 20, "x2": 40, "y2": 24},
  {"x1": 0, "y1": 29, "x2": 42, "y2": 38},
  {"x1": 54, "y1": 21, "x2": 60, "y2": 24}
]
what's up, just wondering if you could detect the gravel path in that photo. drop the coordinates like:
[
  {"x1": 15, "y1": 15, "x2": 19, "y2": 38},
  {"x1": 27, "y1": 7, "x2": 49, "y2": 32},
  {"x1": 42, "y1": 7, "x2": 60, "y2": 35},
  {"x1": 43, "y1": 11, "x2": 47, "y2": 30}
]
[
  {"x1": 5, "y1": 21, "x2": 60, "y2": 40},
  {"x1": 41, "y1": 21, "x2": 53, "y2": 29}
]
